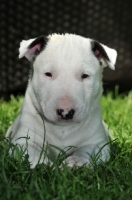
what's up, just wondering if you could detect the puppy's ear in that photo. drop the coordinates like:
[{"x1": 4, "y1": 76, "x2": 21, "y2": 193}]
[
  {"x1": 91, "y1": 40, "x2": 117, "y2": 70},
  {"x1": 19, "y1": 36, "x2": 47, "y2": 61}
]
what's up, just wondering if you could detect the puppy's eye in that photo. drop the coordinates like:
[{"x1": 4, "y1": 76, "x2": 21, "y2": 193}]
[
  {"x1": 45, "y1": 72, "x2": 52, "y2": 77},
  {"x1": 81, "y1": 74, "x2": 89, "y2": 79}
]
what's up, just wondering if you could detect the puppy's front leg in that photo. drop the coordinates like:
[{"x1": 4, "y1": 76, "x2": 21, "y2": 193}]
[
  {"x1": 62, "y1": 155, "x2": 90, "y2": 168},
  {"x1": 8, "y1": 126, "x2": 52, "y2": 168},
  {"x1": 12, "y1": 139, "x2": 52, "y2": 168},
  {"x1": 62, "y1": 143, "x2": 110, "y2": 168},
  {"x1": 26, "y1": 143, "x2": 51, "y2": 168}
]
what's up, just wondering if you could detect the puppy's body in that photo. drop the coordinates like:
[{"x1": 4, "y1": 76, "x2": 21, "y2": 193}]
[{"x1": 6, "y1": 34, "x2": 117, "y2": 168}]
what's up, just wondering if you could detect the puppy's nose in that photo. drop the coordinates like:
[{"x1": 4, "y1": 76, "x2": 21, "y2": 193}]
[{"x1": 57, "y1": 109, "x2": 75, "y2": 120}]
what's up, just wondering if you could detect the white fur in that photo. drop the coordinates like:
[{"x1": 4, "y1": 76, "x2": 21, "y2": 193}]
[
  {"x1": 19, "y1": 38, "x2": 35, "y2": 60},
  {"x1": 6, "y1": 34, "x2": 117, "y2": 168}
]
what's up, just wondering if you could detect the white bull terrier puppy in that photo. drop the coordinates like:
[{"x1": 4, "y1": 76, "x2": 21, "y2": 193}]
[{"x1": 6, "y1": 34, "x2": 117, "y2": 168}]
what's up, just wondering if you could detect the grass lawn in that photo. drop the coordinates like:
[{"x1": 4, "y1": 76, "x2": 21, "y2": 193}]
[{"x1": 0, "y1": 92, "x2": 132, "y2": 200}]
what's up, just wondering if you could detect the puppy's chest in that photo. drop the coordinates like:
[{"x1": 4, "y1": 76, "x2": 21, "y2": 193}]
[{"x1": 46, "y1": 127, "x2": 84, "y2": 157}]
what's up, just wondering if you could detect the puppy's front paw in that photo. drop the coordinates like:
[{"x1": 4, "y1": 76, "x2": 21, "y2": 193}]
[{"x1": 62, "y1": 155, "x2": 89, "y2": 168}]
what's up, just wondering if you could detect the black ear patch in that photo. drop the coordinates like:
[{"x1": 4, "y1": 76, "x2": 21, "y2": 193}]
[
  {"x1": 28, "y1": 35, "x2": 48, "y2": 59},
  {"x1": 91, "y1": 40, "x2": 110, "y2": 64}
]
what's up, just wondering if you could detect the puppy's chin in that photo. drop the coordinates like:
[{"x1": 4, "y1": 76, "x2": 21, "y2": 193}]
[
  {"x1": 57, "y1": 120, "x2": 82, "y2": 126},
  {"x1": 56, "y1": 118, "x2": 82, "y2": 125}
]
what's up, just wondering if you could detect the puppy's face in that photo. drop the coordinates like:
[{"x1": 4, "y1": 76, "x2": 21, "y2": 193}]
[{"x1": 19, "y1": 34, "x2": 117, "y2": 124}]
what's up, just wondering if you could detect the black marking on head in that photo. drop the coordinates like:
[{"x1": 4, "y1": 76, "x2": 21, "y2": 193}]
[
  {"x1": 28, "y1": 36, "x2": 48, "y2": 79},
  {"x1": 91, "y1": 40, "x2": 110, "y2": 64},
  {"x1": 99, "y1": 61, "x2": 102, "y2": 66},
  {"x1": 29, "y1": 63, "x2": 34, "y2": 80},
  {"x1": 28, "y1": 35, "x2": 48, "y2": 61}
]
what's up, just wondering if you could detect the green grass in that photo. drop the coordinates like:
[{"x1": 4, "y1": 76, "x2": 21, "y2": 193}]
[{"x1": 0, "y1": 92, "x2": 132, "y2": 200}]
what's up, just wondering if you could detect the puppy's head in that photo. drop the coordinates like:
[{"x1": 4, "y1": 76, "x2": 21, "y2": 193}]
[{"x1": 19, "y1": 34, "x2": 117, "y2": 124}]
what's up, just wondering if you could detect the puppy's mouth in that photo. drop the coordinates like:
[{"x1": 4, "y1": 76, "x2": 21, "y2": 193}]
[
  {"x1": 58, "y1": 117, "x2": 74, "y2": 123},
  {"x1": 61, "y1": 116, "x2": 73, "y2": 120},
  {"x1": 57, "y1": 115, "x2": 82, "y2": 124},
  {"x1": 40, "y1": 107, "x2": 82, "y2": 124}
]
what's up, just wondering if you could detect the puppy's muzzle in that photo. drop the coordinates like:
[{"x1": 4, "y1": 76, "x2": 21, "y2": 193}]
[{"x1": 57, "y1": 109, "x2": 75, "y2": 120}]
